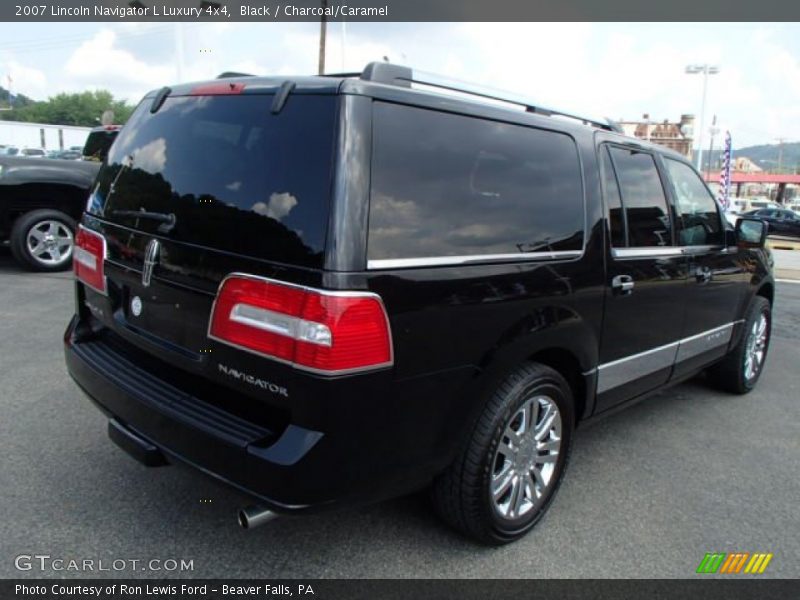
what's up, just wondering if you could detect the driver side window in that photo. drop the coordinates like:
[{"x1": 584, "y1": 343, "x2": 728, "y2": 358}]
[{"x1": 664, "y1": 158, "x2": 724, "y2": 246}]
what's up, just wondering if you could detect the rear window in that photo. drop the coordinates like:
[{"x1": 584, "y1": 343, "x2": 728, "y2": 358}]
[
  {"x1": 88, "y1": 94, "x2": 337, "y2": 267},
  {"x1": 368, "y1": 102, "x2": 584, "y2": 262}
]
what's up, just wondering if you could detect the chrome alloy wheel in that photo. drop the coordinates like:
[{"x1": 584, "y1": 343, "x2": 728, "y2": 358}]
[
  {"x1": 26, "y1": 220, "x2": 73, "y2": 267},
  {"x1": 744, "y1": 313, "x2": 768, "y2": 381},
  {"x1": 490, "y1": 395, "x2": 562, "y2": 521}
]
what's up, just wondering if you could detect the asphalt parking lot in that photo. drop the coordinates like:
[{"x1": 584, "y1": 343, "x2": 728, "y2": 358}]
[{"x1": 0, "y1": 248, "x2": 798, "y2": 579}]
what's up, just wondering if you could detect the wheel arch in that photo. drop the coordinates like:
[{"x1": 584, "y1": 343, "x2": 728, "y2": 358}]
[
  {"x1": 468, "y1": 310, "x2": 599, "y2": 428},
  {"x1": 4, "y1": 182, "x2": 87, "y2": 228},
  {"x1": 756, "y1": 280, "x2": 774, "y2": 306},
  {"x1": 526, "y1": 347, "x2": 589, "y2": 425}
]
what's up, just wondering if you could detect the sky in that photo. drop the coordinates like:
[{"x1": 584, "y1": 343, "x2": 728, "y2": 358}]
[{"x1": 1, "y1": 22, "x2": 799, "y2": 148}]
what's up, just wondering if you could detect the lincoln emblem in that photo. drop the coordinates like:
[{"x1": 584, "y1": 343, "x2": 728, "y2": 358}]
[{"x1": 142, "y1": 239, "x2": 160, "y2": 287}]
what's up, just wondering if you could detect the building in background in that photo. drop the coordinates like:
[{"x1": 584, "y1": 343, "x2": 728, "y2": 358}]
[
  {"x1": 618, "y1": 114, "x2": 695, "y2": 160},
  {"x1": 733, "y1": 156, "x2": 763, "y2": 173},
  {"x1": 0, "y1": 120, "x2": 91, "y2": 152}
]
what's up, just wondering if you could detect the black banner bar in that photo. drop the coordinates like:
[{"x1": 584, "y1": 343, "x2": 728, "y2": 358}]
[
  {"x1": 3, "y1": 579, "x2": 800, "y2": 600},
  {"x1": 3, "y1": 0, "x2": 800, "y2": 22}
]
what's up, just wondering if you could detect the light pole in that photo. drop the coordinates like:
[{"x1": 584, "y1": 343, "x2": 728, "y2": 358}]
[
  {"x1": 706, "y1": 115, "x2": 719, "y2": 181},
  {"x1": 318, "y1": 0, "x2": 328, "y2": 74},
  {"x1": 685, "y1": 64, "x2": 719, "y2": 170}
]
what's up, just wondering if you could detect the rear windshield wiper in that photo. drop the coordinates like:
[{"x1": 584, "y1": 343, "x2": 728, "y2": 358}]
[{"x1": 111, "y1": 209, "x2": 177, "y2": 234}]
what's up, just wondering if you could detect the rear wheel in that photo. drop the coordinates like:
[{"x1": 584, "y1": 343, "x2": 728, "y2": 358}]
[
  {"x1": 432, "y1": 362, "x2": 574, "y2": 544},
  {"x1": 706, "y1": 296, "x2": 771, "y2": 394},
  {"x1": 10, "y1": 209, "x2": 76, "y2": 272}
]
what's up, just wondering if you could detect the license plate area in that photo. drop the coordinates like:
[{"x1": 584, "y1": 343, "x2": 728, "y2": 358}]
[{"x1": 115, "y1": 274, "x2": 214, "y2": 360}]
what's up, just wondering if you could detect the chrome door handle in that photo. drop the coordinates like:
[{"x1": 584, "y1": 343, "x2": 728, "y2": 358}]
[{"x1": 611, "y1": 275, "x2": 635, "y2": 295}]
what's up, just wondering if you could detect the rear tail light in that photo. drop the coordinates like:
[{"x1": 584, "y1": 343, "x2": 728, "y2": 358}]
[
  {"x1": 208, "y1": 274, "x2": 393, "y2": 375},
  {"x1": 73, "y1": 225, "x2": 107, "y2": 294}
]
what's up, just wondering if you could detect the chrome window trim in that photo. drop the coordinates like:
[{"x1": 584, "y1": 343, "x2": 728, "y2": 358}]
[
  {"x1": 611, "y1": 247, "x2": 683, "y2": 259},
  {"x1": 597, "y1": 321, "x2": 739, "y2": 394},
  {"x1": 679, "y1": 244, "x2": 725, "y2": 255},
  {"x1": 367, "y1": 250, "x2": 583, "y2": 270}
]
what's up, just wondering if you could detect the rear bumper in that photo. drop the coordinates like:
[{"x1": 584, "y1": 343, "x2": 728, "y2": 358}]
[
  {"x1": 65, "y1": 317, "x2": 319, "y2": 512},
  {"x1": 64, "y1": 315, "x2": 472, "y2": 513}
]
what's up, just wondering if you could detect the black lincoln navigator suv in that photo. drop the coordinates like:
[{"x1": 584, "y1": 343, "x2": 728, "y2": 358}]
[{"x1": 64, "y1": 63, "x2": 774, "y2": 544}]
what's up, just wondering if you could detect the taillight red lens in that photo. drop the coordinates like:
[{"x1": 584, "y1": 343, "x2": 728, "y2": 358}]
[
  {"x1": 209, "y1": 275, "x2": 393, "y2": 375},
  {"x1": 73, "y1": 226, "x2": 107, "y2": 294}
]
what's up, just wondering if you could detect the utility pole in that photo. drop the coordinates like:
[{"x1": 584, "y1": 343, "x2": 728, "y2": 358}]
[
  {"x1": 775, "y1": 137, "x2": 786, "y2": 173},
  {"x1": 318, "y1": 0, "x2": 327, "y2": 75}
]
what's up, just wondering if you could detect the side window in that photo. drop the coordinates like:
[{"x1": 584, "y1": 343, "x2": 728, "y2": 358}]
[
  {"x1": 608, "y1": 147, "x2": 672, "y2": 247},
  {"x1": 664, "y1": 159, "x2": 724, "y2": 246},
  {"x1": 599, "y1": 145, "x2": 626, "y2": 247},
  {"x1": 368, "y1": 102, "x2": 585, "y2": 261}
]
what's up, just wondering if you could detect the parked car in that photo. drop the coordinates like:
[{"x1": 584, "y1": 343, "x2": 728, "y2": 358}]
[
  {"x1": 47, "y1": 149, "x2": 82, "y2": 160},
  {"x1": 0, "y1": 146, "x2": 20, "y2": 156},
  {"x1": 0, "y1": 125, "x2": 120, "y2": 271},
  {"x1": 742, "y1": 208, "x2": 800, "y2": 239},
  {"x1": 20, "y1": 147, "x2": 47, "y2": 157},
  {"x1": 63, "y1": 64, "x2": 774, "y2": 545}
]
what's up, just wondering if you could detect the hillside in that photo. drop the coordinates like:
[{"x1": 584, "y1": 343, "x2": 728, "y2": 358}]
[{"x1": 704, "y1": 142, "x2": 800, "y2": 172}]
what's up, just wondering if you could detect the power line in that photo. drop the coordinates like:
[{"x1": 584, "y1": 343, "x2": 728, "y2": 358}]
[{"x1": 0, "y1": 24, "x2": 199, "y2": 55}]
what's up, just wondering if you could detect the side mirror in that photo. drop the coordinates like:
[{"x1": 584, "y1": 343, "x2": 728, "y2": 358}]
[{"x1": 735, "y1": 217, "x2": 768, "y2": 249}]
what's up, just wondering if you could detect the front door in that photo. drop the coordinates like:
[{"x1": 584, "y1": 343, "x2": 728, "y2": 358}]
[
  {"x1": 661, "y1": 157, "x2": 748, "y2": 378},
  {"x1": 595, "y1": 143, "x2": 689, "y2": 412}
]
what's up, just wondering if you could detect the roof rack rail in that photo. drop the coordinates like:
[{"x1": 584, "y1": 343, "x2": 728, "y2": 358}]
[{"x1": 357, "y1": 62, "x2": 621, "y2": 133}]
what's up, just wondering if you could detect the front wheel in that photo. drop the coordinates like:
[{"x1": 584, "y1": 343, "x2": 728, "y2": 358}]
[
  {"x1": 432, "y1": 362, "x2": 574, "y2": 545},
  {"x1": 706, "y1": 296, "x2": 771, "y2": 394},
  {"x1": 10, "y1": 209, "x2": 76, "y2": 272}
]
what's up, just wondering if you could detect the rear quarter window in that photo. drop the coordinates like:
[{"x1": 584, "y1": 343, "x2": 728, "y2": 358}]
[{"x1": 368, "y1": 102, "x2": 585, "y2": 263}]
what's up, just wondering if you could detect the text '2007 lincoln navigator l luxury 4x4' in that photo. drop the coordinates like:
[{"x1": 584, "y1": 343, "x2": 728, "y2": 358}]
[{"x1": 64, "y1": 63, "x2": 774, "y2": 544}]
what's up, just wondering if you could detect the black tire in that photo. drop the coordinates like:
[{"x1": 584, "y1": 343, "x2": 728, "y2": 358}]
[
  {"x1": 10, "y1": 209, "x2": 76, "y2": 272},
  {"x1": 432, "y1": 362, "x2": 574, "y2": 545},
  {"x1": 706, "y1": 296, "x2": 771, "y2": 394}
]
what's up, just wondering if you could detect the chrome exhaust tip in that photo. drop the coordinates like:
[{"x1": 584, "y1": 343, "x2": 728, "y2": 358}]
[{"x1": 238, "y1": 505, "x2": 278, "y2": 530}]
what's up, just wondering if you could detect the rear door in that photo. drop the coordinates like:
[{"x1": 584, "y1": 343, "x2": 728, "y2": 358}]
[
  {"x1": 661, "y1": 157, "x2": 747, "y2": 378},
  {"x1": 595, "y1": 143, "x2": 688, "y2": 412}
]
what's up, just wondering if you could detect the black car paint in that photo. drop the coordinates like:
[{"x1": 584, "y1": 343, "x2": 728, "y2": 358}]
[
  {"x1": 0, "y1": 156, "x2": 98, "y2": 238},
  {"x1": 63, "y1": 74, "x2": 774, "y2": 514},
  {"x1": 0, "y1": 126, "x2": 119, "y2": 242}
]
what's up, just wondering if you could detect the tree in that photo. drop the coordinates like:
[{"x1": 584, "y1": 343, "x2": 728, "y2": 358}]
[
  {"x1": 0, "y1": 90, "x2": 134, "y2": 126},
  {"x1": 0, "y1": 86, "x2": 35, "y2": 109}
]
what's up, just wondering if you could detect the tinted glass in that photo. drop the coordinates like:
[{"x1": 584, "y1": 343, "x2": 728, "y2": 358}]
[
  {"x1": 89, "y1": 94, "x2": 336, "y2": 267},
  {"x1": 368, "y1": 102, "x2": 584, "y2": 260},
  {"x1": 609, "y1": 147, "x2": 671, "y2": 247},
  {"x1": 599, "y1": 145, "x2": 626, "y2": 247},
  {"x1": 664, "y1": 158, "x2": 723, "y2": 246}
]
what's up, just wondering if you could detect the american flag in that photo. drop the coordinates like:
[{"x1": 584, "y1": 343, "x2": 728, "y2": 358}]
[{"x1": 718, "y1": 131, "x2": 732, "y2": 210}]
